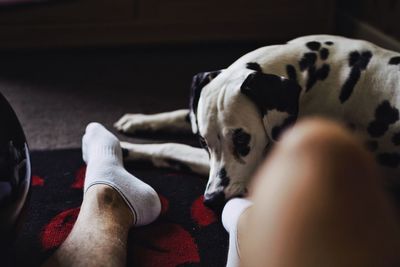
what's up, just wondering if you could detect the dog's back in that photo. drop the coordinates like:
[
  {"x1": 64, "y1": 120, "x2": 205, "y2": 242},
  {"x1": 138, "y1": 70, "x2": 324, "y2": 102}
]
[{"x1": 229, "y1": 35, "x2": 400, "y2": 182}]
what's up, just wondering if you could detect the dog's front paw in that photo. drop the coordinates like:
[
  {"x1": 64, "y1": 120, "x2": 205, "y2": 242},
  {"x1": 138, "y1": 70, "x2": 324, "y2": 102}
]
[{"x1": 114, "y1": 113, "x2": 153, "y2": 133}]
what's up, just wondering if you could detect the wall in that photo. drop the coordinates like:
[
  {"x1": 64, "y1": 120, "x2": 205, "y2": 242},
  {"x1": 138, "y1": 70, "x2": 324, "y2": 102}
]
[{"x1": 337, "y1": 0, "x2": 400, "y2": 41}]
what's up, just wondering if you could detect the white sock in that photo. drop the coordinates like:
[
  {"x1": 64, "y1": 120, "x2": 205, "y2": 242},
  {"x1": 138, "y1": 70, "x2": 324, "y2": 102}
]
[
  {"x1": 222, "y1": 198, "x2": 253, "y2": 267},
  {"x1": 82, "y1": 122, "x2": 161, "y2": 226}
]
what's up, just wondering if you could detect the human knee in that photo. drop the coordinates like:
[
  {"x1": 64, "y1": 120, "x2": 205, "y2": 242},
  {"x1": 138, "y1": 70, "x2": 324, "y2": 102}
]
[
  {"x1": 261, "y1": 117, "x2": 379, "y2": 189},
  {"x1": 282, "y1": 118, "x2": 372, "y2": 164},
  {"x1": 280, "y1": 117, "x2": 355, "y2": 150}
]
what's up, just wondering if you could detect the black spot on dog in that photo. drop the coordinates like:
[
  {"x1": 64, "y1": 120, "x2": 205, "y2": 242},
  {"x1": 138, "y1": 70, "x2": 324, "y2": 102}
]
[
  {"x1": 365, "y1": 140, "x2": 378, "y2": 152},
  {"x1": 246, "y1": 62, "x2": 262, "y2": 72},
  {"x1": 389, "y1": 56, "x2": 400, "y2": 65},
  {"x1": 306, "y1": 41, "x2": 321, "y2": 51},
  {"x1": 203, "y1": 191, "x2": 225, "y2": 211},
  {"x1": 199, "y1": 135, "x2": 207, "y2": 149},
  {"x1": 350, "y1": 51, "x2": 372, "y2": 69},
  {"x1": 348, "y1": 52, "x2": 360, "y2": 66},
  {"x1": 325, "y1": 41, "x2": 334, "y2": 46},
  {"x1": 190, "y1": 70, "x2": 222, "y2": 133},
  {"x1": 232, "y1": 128, "x2": 251, "y2": 157},
  {"x1": 392, "y1": 132, "x2": 400, "y2": 145},
  {"x1": 299, "y1": 48, "x2": 330, "y2": 92},
  {"x1": 299, "y1": 52, "x2": 317, "y2": 71},
  {"x1": 377, "y1": 153, "x2": 400, "y2": 168},
  {"x1": 389, "y1": 57, "x2": 400, "y2": 65},
  {"x1": 367, "y1": 101, "x2": 399, "y2": 138},
  {"x1": 198, "y1": 135, "x2": 210, "y2": 156},
  {"x1": 305, "y1": 66, "x2": 317, "y2": 90},
  {"x1": 219, "y1": 168, "x2": 230, "y2": 187},
  {"x1": 340, "y1": 72, "x2": 360, "y2": 102},
  {"x1": 318, "y1": 64, "x2": 330, "y2": 79},
  {"x1": 166, "y1": 159, "x2": 192, "y2": 172},
  {"x1": 319, "y1": 48, "x2": 329, "y2": 60},
  {"x1": 240, "y1": 72, "x2": 301, "y2": 141},
  {"x1": 339, "y1": 51, "x2": 372, "y2": 103},
  {"x1": 286, "y1": 65, "x2": 297, "y2": 81},
  {"x1": 241, "y1": 72, "x2": 301, "y2": 117},
  {"x1": 306, "y1": 64, "x2": 330, "y2": 91}
]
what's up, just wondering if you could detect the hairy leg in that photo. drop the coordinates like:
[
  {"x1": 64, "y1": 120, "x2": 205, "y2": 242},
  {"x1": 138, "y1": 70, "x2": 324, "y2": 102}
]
[
  {"x1": 237, "y1": 118, "x2": 400, "y2": 267},
  {"x1": 42, "y1": 185, "x2": 132, "y2": 267},
  {"x1": 43, "y1": 123, "x2": 161, "y2": 267}
]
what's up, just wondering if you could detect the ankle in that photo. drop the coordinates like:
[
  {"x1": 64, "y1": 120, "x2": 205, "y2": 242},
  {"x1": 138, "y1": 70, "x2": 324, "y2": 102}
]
[{"x1": 84, "y1": 184, "x2": 134, "y2": 226}]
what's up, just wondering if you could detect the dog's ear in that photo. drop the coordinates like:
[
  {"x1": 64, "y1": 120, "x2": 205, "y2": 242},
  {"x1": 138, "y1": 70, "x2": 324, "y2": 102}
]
[
  {"x1": 189, "y1": 70, "x2": 222, "y2": 134},
  {"x1": 240, "y1": 72, "x2": 302, "y2": 141}
]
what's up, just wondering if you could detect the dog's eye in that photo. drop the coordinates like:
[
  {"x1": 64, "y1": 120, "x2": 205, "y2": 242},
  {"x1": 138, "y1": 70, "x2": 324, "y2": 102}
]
[
  {"x1": 199, "y1": 136, "x2": 208, "y2": 149},
  {"x1": 199, "y1": 136, "x2": 210, "y2": 157},
  {"x1": 232, "y1": 128, "x2": 251, "y2": 157}
]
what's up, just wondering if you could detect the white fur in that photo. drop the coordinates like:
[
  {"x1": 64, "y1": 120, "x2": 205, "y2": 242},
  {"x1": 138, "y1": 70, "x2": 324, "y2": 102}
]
[
  {"x1": 114, "y1": 109, "x2": 191, "y2": 133},
  {"x1": 116, "y1": 35, "x2": 400, "y2": 199},
  {"x1": 121, "y1": 142, "x2": 209, "y2": 175}
]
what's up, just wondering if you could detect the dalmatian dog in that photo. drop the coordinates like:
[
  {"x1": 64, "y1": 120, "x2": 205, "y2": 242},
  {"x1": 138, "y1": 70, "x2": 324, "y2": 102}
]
[{"x1": 115, "y1": 35, "x2": 400, "y2": 210}]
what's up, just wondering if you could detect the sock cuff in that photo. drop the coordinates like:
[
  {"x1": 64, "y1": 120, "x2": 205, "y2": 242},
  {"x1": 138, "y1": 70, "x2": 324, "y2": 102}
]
[
  {"x1": 85, "y1": 180, "x2": 138, "y2": 225},
  {"x1": 223, "y1": 198, "x2": 253, "y2": 267}
]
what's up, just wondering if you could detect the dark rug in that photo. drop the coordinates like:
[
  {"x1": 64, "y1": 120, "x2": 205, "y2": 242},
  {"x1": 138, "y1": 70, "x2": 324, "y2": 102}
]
[{"x1": 14, "y1": 149, "x2": 228, "y2": 267}]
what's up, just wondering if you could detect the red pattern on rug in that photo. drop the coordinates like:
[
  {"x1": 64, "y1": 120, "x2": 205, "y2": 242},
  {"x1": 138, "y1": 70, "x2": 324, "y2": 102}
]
[
  {"x1": 16, "y1": 149, "x2": 228, "y2": 267},
  {"x1": 40, "y1": 207, "x2": 80, "y2": 250},
  {"x1": 130, "y1": 223, "x2": 200, "y2": 267},
  {"x1": 31, "y1": 175, "x2": 44, "y2": 187},
  {"x1": 71, "y1": 165, "x2": 86, "y2": 189},
  {"x1": 191, "y1": 195, "x2": 217, "y2": 227},
  {"x1": 33, "y1": 161, "x2": 225, "y2": 266}
]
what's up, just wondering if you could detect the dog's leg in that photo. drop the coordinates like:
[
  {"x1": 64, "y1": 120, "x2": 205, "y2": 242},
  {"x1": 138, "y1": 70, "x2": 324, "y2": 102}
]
[
  {"x1": 121, "y1": 141, "x2": 209, "y2": 176},
  {"x1": 114, "y1": 109, "x2": 192, "y2": 134}
]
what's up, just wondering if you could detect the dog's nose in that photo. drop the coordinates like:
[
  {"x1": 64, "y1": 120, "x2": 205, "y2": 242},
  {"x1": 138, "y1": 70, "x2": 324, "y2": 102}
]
[{"x1": 203, "y1": 191, "x2": 226, "y2": 212}]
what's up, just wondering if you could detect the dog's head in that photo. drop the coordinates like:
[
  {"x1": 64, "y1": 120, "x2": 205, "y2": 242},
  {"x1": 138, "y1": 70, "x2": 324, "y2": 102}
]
[{"x1": 190, "y1": 67, "x2": 301, "y2": 210}]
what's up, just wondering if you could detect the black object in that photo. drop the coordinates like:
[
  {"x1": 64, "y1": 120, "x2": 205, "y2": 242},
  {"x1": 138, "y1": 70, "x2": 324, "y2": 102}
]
[{"x1": 0, "y1": 92, "x2": 31, "y2": 262}]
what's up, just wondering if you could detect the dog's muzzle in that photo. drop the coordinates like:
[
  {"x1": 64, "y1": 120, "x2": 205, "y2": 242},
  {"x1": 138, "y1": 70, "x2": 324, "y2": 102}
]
[{"x1": 203, "y1": 191, "x2": 225, "y2": 213}]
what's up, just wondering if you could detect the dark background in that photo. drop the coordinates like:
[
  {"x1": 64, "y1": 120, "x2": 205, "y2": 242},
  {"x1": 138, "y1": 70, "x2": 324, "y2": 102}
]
[
  {"x1": 0, "y1": 0, "x2": 398, "y2": 150},
  {"x1": 337, "y1": 0, "x2": 400, "y2": 40}
]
